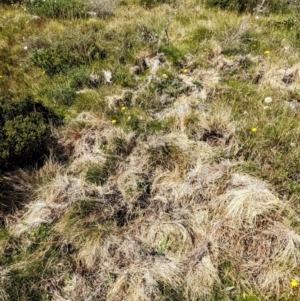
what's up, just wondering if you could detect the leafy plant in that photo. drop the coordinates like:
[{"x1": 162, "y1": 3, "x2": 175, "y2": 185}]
[{"x1": 0, "y1": 96, "x2": 59, "y2": 171}]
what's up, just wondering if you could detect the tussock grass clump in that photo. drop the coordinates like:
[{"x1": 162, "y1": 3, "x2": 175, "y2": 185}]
[
  {"x1": 87, "y1": 0, "x2": 119, "y2": 18},
  {"x1": 3, "y1": 95, "x2": 299, "y2": 300},
  {"x1": 5, "y1": 104, "x2": 298, "y2": 300}
]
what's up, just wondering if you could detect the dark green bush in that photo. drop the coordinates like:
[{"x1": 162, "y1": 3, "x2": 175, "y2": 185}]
[{"x1": 0, "y1": 96, "x2": 59, "y2": 171}]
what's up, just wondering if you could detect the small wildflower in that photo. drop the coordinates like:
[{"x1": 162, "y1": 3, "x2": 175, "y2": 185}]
[
  {"x1": 251, "y1": 127, "x2": 257, "y2": 132},
  {"x1": 162, "y1": 74, "x2": 168, "y2": 79},
  {"x1": 290, "y1": 142, "x2": 297, "y2": 147},
  {"x1": 291, "y1": 279, "x2": 299, "y2": 288},
  {"x1": 183, "y1": 69, "x2": 188, "y2": 73},
  {"x1": 264, "y1": 50, "x2": 270, "y2": 54},
  {"x1": 0, "y1": 75, "x2": 3, "y2": 78},
  {"x1": 264, "y1": 96, "x2": 273, "y2": 103},
  {"x1": 121, "y1": 106, "x2": 126, "y2": 111},
  {"x1": 111, "y1": 119, "x2": 117, "y2": 124},
  {"x1": 23, "y1": 46, "x2": 28, "y2": 50}
]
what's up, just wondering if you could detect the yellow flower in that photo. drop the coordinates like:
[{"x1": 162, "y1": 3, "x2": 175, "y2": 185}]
[
  {"x1": 162, "y1": 74, "x2": 168, "y2": 79},
  {"x1": 251, "y1": 127, "x2": 257, "y2": 132},
  {"x1": 183, "y1": 69, "x2": 188, "y2": 73},
  {"x1": 291, "y1": 279, "x2": 299, "y2": 288},
  {"x1": 111, "y1": 119, "x2": 117, "y2": 124},
  {"x1": 264, "y1": 50, "x2": 270, "y2": 54},
  {"x1": 121, "y1": 106, "x2": 126, "y2": 111},
  {"x1": 0, "y1": 75, "x2": 2, "y2": 78}
]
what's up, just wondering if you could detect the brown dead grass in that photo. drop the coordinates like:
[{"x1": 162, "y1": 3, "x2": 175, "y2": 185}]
[{"x1": 3, "y1": 105, "x2": 299, "y2": 300}]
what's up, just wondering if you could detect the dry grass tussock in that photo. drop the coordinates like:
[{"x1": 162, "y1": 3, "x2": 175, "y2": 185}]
[
  {"x1": 87, "y1": 0, "x2": 119, "y2": 18},
  {"x1": 2, "y1": 106, "x2": 299, "y2": 300},
  {"x1": 259, "y1": 60, "x2": 300, "y2": 93}
]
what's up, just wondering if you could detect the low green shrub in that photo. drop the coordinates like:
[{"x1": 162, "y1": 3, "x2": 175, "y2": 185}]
[
  {"x1": 47, "y1": 83, "x2": 77, "y2": 106},
  {"x1": 26, "y1": 0, "x2": 86, "y2": 19},
  {"x1": 31, "y1": 30, "x2": 103, "y2": 75},
  {"x1": 0, "y1": 96, "x2": 59, "y2": 171},
  {"x1": 68, "y1": 67, "x2": 92, "y2": 89}
]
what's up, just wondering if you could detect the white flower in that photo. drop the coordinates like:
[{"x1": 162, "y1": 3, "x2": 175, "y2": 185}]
[{"x1": 264, "y1": 96, "x2": 272, "y2": 103}]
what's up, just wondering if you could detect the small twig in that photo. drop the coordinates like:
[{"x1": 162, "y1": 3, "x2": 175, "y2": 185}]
[
  {"x1": 165, "y1": 20, "x2": 171, "y2": 45},
  {"x1": 156, "y1": 18, "x2": 172, "y2": 54}
]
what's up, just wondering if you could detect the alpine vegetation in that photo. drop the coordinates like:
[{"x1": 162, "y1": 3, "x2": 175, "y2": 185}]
[{"x1": 1, "y1": 0, "x2": 300, "y2": 300}]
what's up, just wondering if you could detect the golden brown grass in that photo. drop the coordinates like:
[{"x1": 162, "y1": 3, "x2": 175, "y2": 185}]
[{"x1": 3, "y1": 103, "x2": 299, "y2": 300}]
